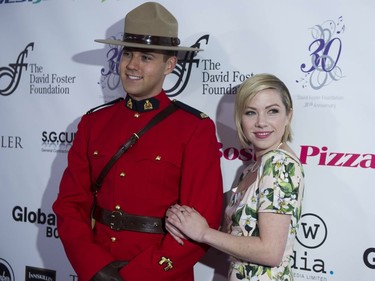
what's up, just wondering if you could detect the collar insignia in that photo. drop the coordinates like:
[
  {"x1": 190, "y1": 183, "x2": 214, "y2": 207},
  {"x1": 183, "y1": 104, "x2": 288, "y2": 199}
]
[
  {"x1": 125, "y1": 95, "x2": 159, "y2": 112},
  {"x1": 126, "y1": 99, "x2": 133, "y2": 109},
  {"x1": 144, "y1": 100, "x2": 153, "y2": 110}
]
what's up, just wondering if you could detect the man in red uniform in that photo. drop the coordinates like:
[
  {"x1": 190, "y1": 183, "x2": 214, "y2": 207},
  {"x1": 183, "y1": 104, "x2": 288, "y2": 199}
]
[{"x1": 52, "y1": 2, "x2": 223, "y2": 281}]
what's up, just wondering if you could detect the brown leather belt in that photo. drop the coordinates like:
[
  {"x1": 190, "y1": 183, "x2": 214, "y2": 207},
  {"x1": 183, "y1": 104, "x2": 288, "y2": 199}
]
[{"x1": 92, "y1": 205, "x2": 166, "y2": 234}]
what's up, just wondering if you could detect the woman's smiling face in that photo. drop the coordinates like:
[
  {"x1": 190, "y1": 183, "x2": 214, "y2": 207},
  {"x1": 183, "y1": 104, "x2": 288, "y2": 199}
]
[{"x1": 241, "y1": 88, "x2": 292, "y2": 157}]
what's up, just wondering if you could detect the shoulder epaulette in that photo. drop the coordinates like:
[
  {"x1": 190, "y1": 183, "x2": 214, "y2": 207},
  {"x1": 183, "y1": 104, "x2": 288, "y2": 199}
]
[
  {"x1": 86, "y1": 97, "x2": 124, "y2": 114},
  {"x1": 172, "y1": 100, "x2": 209, "y2": 119}
]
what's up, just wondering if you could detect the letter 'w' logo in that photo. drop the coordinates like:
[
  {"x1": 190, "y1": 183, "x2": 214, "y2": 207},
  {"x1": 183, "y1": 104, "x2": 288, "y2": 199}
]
[
  {"x1": 296, "y1": 213, "x2": 327, "y2": 249},
  {"x1": 301, "y1": 223, "x2": 320, "y2": 239}
]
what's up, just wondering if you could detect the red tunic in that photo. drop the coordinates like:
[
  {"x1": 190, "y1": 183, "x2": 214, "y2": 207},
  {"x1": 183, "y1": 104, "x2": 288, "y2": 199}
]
[{"x1": 53, "y1": 91, "x2": 223, "y2": 281}]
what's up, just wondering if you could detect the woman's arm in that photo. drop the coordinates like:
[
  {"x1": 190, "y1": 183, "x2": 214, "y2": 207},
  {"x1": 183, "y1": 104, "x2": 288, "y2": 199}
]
[{"x1": 166, "y1": 205, "x2": 290, "y2": 267}]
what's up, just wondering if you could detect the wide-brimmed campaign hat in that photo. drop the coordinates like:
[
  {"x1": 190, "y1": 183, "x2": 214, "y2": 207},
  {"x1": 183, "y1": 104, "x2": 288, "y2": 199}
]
[{"x1": 95, "y1": 2, "x2": 203, "y2": 52}]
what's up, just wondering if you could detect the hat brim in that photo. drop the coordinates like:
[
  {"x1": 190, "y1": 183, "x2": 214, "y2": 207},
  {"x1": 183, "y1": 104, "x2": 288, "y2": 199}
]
[{"x1": 95, "y1": 39, "x2": 203, "y2": 52}]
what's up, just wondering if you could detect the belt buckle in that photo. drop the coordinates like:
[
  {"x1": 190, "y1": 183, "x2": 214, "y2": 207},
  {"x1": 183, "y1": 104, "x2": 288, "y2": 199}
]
[{"x1": 110, "y1": 209, "x2": 125, "y2": 231}]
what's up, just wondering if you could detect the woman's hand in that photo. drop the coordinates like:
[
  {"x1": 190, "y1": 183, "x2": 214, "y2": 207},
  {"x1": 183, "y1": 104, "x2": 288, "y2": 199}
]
[
  {"x1": 165, "y1": 204, "x2": 188, "y2": 245},
  {"x1": 165, "y1": 204, "x2": 209, "y2": 244}
]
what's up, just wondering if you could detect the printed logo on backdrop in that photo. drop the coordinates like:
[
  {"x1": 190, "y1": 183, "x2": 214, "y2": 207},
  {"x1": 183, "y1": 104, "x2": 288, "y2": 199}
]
[
  {"x1": 0, "y1": 42, "x2": 77, "y2": 96},
  {"x1": 363, "y1": 247, "x2": 375, "y2": 269},
  {"x1": 219, "y1": 142, "x2": 255, "y2": 163},
  {"x1": 98, "y1": 33, "x2": 210, "y2": 100},
  {"x1": 25, "y1": 266, "x2": 56, "y2": 281},
  {"x1": 201, "y1": 60, "x2": 252, "y2": 96},
  {"x1": 12, "y1": 205, "x2": 58, "y2": 239},
  {"x1": 1, "y1": 135, "x2": 23, "y2": 149},
  {"x1": 300, "y1": 145, "x2": 375, "y2": 169},
  {"x1": 198, "y1": 46, "x2": 253, "y2": 96},
  {"x1": 296, "y1": 17, "x2": 345, "y2": 109},
  {"x1": 29, "y1": 64, "x2": 77, "y2": 95},
  {"x1": 0, "y1": 258, "x2": 15, "y2": 281},
  {"x1": 0, "y1": 43, "x2": 34, "y2": 96},
  {"x1": 0, "y1": 0, "x2": 45, "y2": 4},
  {"x1": 41, "y1": 131, "x2": 75, "y2": 153},
  {"x1": 293, "y1": 213, "x2": 333, "y2": 280},
  {"x1": 69, "y1": 274, "x2": 78, "y2": 281}
]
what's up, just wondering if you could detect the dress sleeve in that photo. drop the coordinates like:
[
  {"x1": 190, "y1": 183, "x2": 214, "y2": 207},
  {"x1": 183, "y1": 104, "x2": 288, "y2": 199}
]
[{"x1": 258, "y1": 150, "x2": 304, "y2": 215}]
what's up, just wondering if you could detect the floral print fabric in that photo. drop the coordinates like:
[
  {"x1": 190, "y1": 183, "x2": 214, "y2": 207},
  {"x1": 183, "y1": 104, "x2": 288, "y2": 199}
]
[{"x1": 225, "y1": 149, "x2": 305, "y2": 281}]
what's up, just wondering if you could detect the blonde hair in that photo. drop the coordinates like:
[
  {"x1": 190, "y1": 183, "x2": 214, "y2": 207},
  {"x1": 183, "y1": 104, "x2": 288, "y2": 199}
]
[{"x1": 234, "y1": 73, "x2": 294, "y2": 148}]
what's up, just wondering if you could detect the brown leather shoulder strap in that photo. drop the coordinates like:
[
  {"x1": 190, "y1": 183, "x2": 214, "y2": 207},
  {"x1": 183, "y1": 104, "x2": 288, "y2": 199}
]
[{"x1": 90, "y1": 102, "x2": 178, "y2": 194}]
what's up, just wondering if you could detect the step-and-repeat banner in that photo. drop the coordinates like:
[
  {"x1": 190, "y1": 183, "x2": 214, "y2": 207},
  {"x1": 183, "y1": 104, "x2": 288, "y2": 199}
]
[{"x1": 1, "y1": 0, "x2": 374, "y2": 280}]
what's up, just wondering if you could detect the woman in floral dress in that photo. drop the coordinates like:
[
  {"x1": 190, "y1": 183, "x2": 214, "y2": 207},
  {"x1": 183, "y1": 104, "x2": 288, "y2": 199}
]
[{"x1": 166, "y1": 73, "x2": 305, "y2": 281}]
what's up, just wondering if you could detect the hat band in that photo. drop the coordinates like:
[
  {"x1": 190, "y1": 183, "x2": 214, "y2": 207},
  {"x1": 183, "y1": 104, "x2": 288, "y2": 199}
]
[{"x1": 123, "y1": 33, "x2": 180, "y2": 47}]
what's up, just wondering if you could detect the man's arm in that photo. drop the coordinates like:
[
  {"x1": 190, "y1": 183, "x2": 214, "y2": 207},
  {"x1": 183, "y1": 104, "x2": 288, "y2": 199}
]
[
  {"x1": 120, "y1": 118, "x2": 223, "y2": 280},
  {"x1": 53, "y1": 115, "x2": 117, "y2": 281}
]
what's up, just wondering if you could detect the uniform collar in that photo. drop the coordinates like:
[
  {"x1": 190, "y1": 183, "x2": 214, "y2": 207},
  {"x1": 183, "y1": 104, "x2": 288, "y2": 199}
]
[{"x1": 124, "y1": 95, "x2": 161, "y2": 112}]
